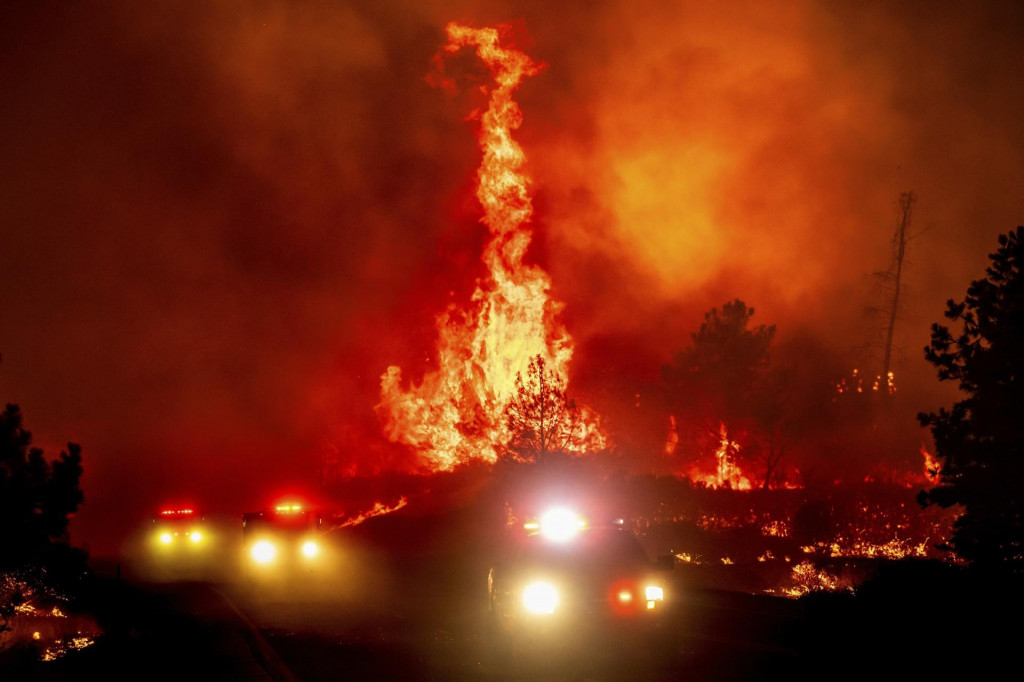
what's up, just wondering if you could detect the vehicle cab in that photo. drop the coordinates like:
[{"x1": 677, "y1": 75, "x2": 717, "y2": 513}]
[
  {"x1": 241, "y1": 504, "x2": 326, "y2": 574},
  {"x1": 150, "y1": 508, "x2": 207, "y2": 553}
]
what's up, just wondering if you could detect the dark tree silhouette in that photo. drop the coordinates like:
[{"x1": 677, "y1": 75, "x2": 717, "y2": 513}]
[
  {"x1": 664, "y1": 300, "x2": 776, "y2": 423},
  {"x1": 918, "y1": 226, "x2": 1024, "y2": 569},
  {"x1": 663, "y1": 300, "x2": 783, "y2": 486},
  {"x1": 0, "y1": 401, "x2": 83, "y2": 565},
  {"x1": 0, "y1": 403, "x2": 84, "y2": 569},
  {"x1": 502, "y1": 355, "x2": 590, "y2": 462},
  {"x1": 0, "y1": 403, "x2": 85, "y2": 636}
]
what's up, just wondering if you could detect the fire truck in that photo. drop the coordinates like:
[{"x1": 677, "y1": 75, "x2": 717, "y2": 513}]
[
  {"x1": 150, "y1": 508, "x2": 207, "y2": 553},
  {"x1": 487, "y1": 508, "x2": 671, "y2": 637},
  {"x1": 241, "y1": 504, "x2": 328, "y2": 575}
]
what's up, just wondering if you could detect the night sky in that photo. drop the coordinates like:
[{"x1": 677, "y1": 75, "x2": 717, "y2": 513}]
[{"x1": 2, "y1": 0, "x2": 1023, "y2": 555}]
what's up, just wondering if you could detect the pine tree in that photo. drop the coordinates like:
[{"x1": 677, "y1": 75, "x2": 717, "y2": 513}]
[
  {"x1": 918, "y1": 227, "x2": 1024, "y2": 569},
  {"x1": 502, "y1": 355, "x2": 587, "y2": 461}
]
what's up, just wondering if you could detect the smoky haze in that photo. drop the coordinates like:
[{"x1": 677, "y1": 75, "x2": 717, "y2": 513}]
[{"x1": 1, "y1": 0, "x2": 1022, "y2": 555}]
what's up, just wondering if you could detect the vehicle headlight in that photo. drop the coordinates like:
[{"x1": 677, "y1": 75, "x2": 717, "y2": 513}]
[
  {"x1": 522, "y1": 581, "x2": 558, "y2": 614},
  {"x1": 190, "y1": 531, "x2": 202, "y2": 543},
  {"x1": 301, "y1": 540, "x2": 319, "y2": 558},
  {"x1": 251, "y1": 540, "x2": 277, "y2": 564},
  {"x1": 159, "y1": 532, "x2": 173, "y2": 545},
  {"x1": 538, "y1": 508, "x2": 585, "y2": 542},
  {"x1": 645, "y1": 585, "x2": 664, "y2": 602}
]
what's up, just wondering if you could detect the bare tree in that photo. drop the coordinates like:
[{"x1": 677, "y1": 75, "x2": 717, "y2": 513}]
[
  {"x1": 861, "y1": 191, "x2": 921, "y2": 391},
  {"x1": 881, "y1": 191, "x2": 916, "y2": 380}
]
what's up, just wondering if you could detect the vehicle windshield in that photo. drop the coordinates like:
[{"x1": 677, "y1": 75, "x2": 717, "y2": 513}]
[{"x1": 514, "y1": 528, "x2": 651, "y2": 570}]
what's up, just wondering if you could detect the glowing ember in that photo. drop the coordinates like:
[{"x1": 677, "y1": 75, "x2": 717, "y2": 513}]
[
  {"x1": 835, "y1": 368, "x2": 896, "y2": 395},
  {"x1": 761, "y1": 520, "x2": 790, "y2": 537},
  {"x1": 41, "y1": 635, "x2": 96, "y2": 662},
  {"x1": 782, "y1": 561, "x2": 851, "y2": 597},
  {"x1": 827, "y1": 538, "x2": 928, "y2": 560},
  {"x1": 1, "y1": 573, "x2": 100, "y2": 663},
  {"x1": 378, "y1": 23, "x2": 603, "y2": 470}
]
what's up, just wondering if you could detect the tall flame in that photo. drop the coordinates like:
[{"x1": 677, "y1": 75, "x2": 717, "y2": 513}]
[
  {"x1": 378, "y1": 23, "x2": 603, "y2": 470},
  {"x1": 669, "y1": 419, "x2": 755, "y2": 489}
]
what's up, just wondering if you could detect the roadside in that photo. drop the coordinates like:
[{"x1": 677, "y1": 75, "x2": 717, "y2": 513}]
[{"x1": 1, "y1": 563, "x2": 294, "y2": 682}]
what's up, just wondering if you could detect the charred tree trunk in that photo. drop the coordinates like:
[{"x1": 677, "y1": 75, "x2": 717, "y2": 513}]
[
  {"x1": 761, "y1": 430, "x2": 784, "y2": 490},
  {"x1": 881, "y1": 191, "x2": 915, "y2": 380}
]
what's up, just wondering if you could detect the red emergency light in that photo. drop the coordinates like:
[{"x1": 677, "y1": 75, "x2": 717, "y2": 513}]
[{"x1": 159, "y1": 508, "x2": 195, "y2": 517}]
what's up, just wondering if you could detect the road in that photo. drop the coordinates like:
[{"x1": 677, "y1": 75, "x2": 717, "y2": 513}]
[
  {"x1": 216, "y1": 555, "x2": 819, "y2": 682},
  {"x1": 72, "y1": 549, "x2": 1018, "y2": 682},
  {"x1": 79, "y1": 541, "x2": 1024, "y2": 682},
  {"x1": 94, "y1": 518, "x2": 1008, "y2": 682}
]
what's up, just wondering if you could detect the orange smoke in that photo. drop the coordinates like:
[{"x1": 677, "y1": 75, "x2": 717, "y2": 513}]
[{"x1": 378, "y1": 23, "x2": 603, "y2": 471}]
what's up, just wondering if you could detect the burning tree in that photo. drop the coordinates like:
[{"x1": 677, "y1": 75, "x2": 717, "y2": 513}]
[
  {"x1": 918, "y1": 226, "x2": 1024, "y2": 569},
  {"x1": 502, "y1": 355, "x2": 601, "y2": 462},
  {"x1": 663, "y1": 300, "x2": 783, "y2": 488}
]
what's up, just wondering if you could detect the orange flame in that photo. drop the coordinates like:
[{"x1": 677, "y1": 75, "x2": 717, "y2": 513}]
[
  {"x1": 378, "y1": 23, "x2": 603, "y2": 470},
  {"x1": 664, "y1": 415, "x2": 679, "y2": 455},
  {"x1": 338, "y1": 497, "x2": 409, "y2": 529},
  {"x1": 921, "y1": 444, "x2": 941, "y2": 484},
  {"x1": 687, "y1": 422, "x2": 753, "y2": 490}
]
